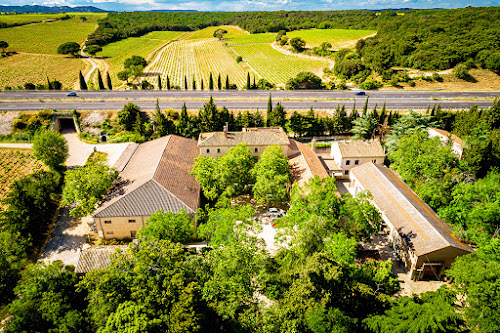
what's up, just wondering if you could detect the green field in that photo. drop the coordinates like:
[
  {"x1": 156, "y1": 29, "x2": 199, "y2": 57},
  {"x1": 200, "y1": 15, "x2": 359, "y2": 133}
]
[
  {"x1": 0, "y1": 15, "x2": 103, "y2": 54},
  {"x1": 287, "y1": 28, "x2": 376, "y2": 48},
  {"x1": 146, "y1": 38, "x2": 249, "y2": 89},
  {"x1": 226, "y1": 33, "x2": 276, "y2": 45},
  {"x1": 0, "y1": 13, "x2": 67, "y2": 26},
  {"x1": 232, "y1": 43, "x2": 329, "y2": 85},
  {"x1": 185, "y1": 25, "x2": 247, "y2": 40},
  {"x1": 0, "y1": 53, "x2": 88, "y2": 89}
]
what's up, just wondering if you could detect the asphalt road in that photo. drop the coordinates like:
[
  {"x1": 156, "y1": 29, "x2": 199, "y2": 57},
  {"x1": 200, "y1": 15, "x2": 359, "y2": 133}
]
[{"x1": 0, "y1": 90, "x2": 498, "y2": 111}]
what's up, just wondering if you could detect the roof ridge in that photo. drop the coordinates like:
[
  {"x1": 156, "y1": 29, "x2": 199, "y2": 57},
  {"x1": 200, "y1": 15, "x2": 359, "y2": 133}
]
[
  {"x1": 152, "y1": 135, "x2": 172, "y2": 180},
  {"x1": 150, "y1": 178, "x2": 195, "y2": 213}
]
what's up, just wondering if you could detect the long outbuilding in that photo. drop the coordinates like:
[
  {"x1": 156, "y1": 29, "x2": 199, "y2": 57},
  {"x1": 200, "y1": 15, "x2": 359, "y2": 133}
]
[{"x1": 349, "y1": 162, "x2": 472, "y2": 280}]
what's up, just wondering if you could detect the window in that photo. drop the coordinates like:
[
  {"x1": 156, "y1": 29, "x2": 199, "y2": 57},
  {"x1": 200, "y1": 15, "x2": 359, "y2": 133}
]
[
  {"x1": 206, "y1": 149, "x2": 210, "y2": 153},
  {"x1": 354, "y1": 160, "x2": 359, "y2": 165},
  {"x1": 106, "y1": 231, "x2": 114, "y2": 235},
  {"x1": 104, "y1": 220, "x2": 111, "y2": 224},
  {"x1": 128, "y1": 219, "x2": 136, "y2": 223},
  {"x1": 345, "y1": 160, "x2": 350, "y2": 165},
  {"x1": 217, "y1": 148, "x2": 221, "y2": 153},
  {"x1": 130, "y1": 231, "x2": 137, "y2": 238},
  {"x1": 373, "y1": 159, "x2": 377, "y2": 163},
  {"x1": 254, "y1": 147, "x2": 259, "y2": 153},
  {"x1": 344, "y1": 170, "x2": 349, "y2": 175}
]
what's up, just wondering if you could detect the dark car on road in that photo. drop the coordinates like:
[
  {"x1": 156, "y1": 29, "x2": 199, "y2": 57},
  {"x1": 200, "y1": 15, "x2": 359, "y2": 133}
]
[
  {"x1": 355, "y1": 91, "x2": 366, "y2": 96},
  {"x1": 67, "y1": 92, "x2": 77, "y2": 97}
]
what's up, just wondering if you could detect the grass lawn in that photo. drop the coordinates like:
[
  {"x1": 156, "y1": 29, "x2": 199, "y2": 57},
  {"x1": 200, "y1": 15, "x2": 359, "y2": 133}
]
[
  {"x1": 0, "y1": 148, "x2": 46, "y2": 205},
  {"x1": 0, "y1": 15, "x2": 102, "y2": 54},
  {"x1": 146, "y1": 38, "x2": 248, "y2": 89},
  {"x1": 287, "y1": 28, "x2": 376, "y2": 48},
  {"x1": 0, "y1": 53, "x2": 87, "y2": 89},
  {"x1": 231, "y1": 43, "x2": 329, "y2": 85},
  {"x1": 185, "y1": 25, "x2": 247, "y2": 40}
]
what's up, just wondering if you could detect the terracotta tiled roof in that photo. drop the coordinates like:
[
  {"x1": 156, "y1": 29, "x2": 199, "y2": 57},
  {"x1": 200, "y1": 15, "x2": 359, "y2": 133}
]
[
  {"x1": 198, "y1": 127, "x2": 289, "y2": 147},
  {"x1": 75, "y1": 245, "x2": 128, "y2": 273},
  {"x1": 93, "y1": 135, "x2": 200, "y2": 218},
  {"x1": 292, "y1": 140, "x2": 329, "y2": 178},
  {"x1": 334, "y1": 140, "x2": 385, "y2": 158},
  {"x1": 428, "y1": 128, "x2": 465, "y2": 147},
  {"x1": 350, "y1": 163, "x2": 472, "y2": 256}
]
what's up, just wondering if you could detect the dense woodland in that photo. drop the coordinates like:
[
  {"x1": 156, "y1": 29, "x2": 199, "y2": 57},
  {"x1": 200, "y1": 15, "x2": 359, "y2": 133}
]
[{"x1": 87, "y1": 7, "x2": 500, "y2": 74}]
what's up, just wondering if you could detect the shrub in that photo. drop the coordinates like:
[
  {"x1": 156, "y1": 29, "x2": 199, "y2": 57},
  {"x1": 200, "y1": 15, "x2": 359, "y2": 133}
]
[
  {"x1": 285, "y1": 72, "x2": 323, "y2": 90},
  {"x1": 453, "y1": 63, "x2": 469, "y2": 79},
  {"x1": 236, "y1": 56, "x2": 242, "y2": 63},
  {"x1": 359, "y1": 79, "x2": 383, "y2": 90}
]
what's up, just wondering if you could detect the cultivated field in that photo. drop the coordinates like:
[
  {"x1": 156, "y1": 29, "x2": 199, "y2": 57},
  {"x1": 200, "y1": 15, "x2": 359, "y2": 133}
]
[
  {"x1": 232, "y1": 43, "x2": 329, "y2": 85},
  {"x1": 226, "y1": 33, "x2": 276, "y2": 45},
  {"x1": 98, "y1": 31, "x2": 186, "y2": 87},
  {"x1": 185, "y1": 25, "x2": 247, "y2": 40},
  {"x1": 0, "y1": 13, "x2": 68, "y2": 25},
  {"x1": 0, "y1": 15, "x2": 102, "y2": 54},
  {"x1": 146, "y1": 38, "x2": 249, "y2": 88},
  {"x1": 0, "y1": 148, "x2": 46, "y2": 204},
  {"x1": 287, "y1": 28, "x2": 376, "y2": 48},
  {"x1": 0, "y1": 53, "x2": 88, "y2": 89}
]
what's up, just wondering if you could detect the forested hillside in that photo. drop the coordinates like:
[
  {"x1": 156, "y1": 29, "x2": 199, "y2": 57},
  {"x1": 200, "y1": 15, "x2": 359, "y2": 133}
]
[{"x1": 87, "y1": 7, "x2": 500, "y2": 73}]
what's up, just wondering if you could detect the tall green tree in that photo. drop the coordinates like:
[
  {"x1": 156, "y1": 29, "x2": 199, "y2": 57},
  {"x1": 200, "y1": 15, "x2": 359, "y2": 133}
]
[
  {"x1": 79, "y1": 70, "x2": 87, "y2": 90},
  {"x1": 62, "y1": 160, "x2": 117, "y2": 218},
  {"x1": 157, "y1": 74, "x2": 162, "y2": 90},
  {"x1": 246, "y1": 72, "x2": 251, "y2": 89},
  {"x1": 97, "y1": 69, "x2": 105, "y2": 90},
  {"x1": 184, "y1": 75, "x2": 188, "y2": 90},
  {"x1": 191, "y1": 155, "x2": 220, "y2": 200},
  {"x1": 192, "y1": 76, "x2": 196, "y2": 90},
  {"x1": 106, "y1": 72, "x2": 112, "y2": 90},
  {"x1": 117, "y1": 103, "x2": 140, "y2": 131},
  {"x1": 32, "y1": 130, "x2": 68, "y2": 169},
  {"x1": 266, "y1": 94, "x2": 273, "y2": 126},
  {"x1": 217, "y1": 143, "x2": 255, "y2": 197},
  {"x1": 252, "y1": 144, "x2": 290, "y2": 204},
  {"x1": 268, "y1": 102, "x2": 287, "y2": 128},
  {"x1": 166, "y1": 75, "x2": 170, "y2": 90},
  {"x1": 225, "y1": 74, "x2": 229, "y2": 89},
  {"x1": 138, "y1": 209, "x2": 194, "y2": 243},
  {"x1": 217, "y1": 74, "x2": 222, "y2": 90},
  {"x1": 209, "y1": 73, "x2": 214, "y2": 90},
  {"x1": 57, "y1": 42, "x2": 80, "y2": 57},
  {"x1": 198, "y1": 96, "x2": 218, "y2": 132}
]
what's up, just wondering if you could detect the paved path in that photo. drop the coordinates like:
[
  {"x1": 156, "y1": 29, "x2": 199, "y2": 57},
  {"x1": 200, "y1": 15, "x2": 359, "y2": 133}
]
[{"x1": 0, "y1": 143, "x2": 32, "y2": 148}]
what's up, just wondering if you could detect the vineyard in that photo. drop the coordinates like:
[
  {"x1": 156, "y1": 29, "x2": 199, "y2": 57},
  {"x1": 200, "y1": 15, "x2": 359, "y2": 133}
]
[
  {"x1": 0, "y1": 53, "x2": 87, "y2": 89},
  {"x1": 231, "y1": 43, "x2": 329, "y2": 85},
  {"x1": 146, "y1": 38, "x2": 249, "y2": 88},
  {"x1": 0, "y1": 148, "x2": 46, "y2": 206},
  {"x1": 226, "y1": 33, "x2": 276, "y2": 45},
  {"x1": 0, "y1": 13, "x2": 70, "y2": 26},
  {"x1": 0, "y1": 15, "x2": 103, "y2": 54},
  {"x1": 287, "y1": 28, "x2": 376, "y2": 48},
  {"x1": 99, "y1": 31, "x2": 186, "y2": 87}
]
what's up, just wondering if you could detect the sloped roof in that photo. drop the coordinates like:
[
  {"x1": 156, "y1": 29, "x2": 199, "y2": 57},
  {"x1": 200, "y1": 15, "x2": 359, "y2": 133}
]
[
  {"x1": 75, "y1": 245, "x2": 128, "y2": 274},
  {"x1": 198, "y1": 127, "x2": 289, "y2": 147},
  {"x1": 292, "y1": 140, "x2": 329, "y2": 178},
  {"x1": 428, "y1": 128, "x2": 465, "y2": 147},
  {"x1": 93, "y1": 135, "x2": 200, "y2": 218},
  {"x1": 350, "y1": 163, "x2": 472, "y2": 256},
  {"x1": 334, "y1": 140, "x2": 385, "y2": 158}
]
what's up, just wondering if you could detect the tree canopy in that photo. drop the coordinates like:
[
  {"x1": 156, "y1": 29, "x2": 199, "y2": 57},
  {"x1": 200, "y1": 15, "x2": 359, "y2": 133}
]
[{"x1": 32, "y1": 130, "x2": 68, "y2": 169}]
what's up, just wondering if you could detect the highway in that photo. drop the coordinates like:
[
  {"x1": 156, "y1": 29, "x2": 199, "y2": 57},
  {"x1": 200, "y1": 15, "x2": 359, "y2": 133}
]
[{"x1": 0, "y1": 90, "x2": 498, "y2": 111}]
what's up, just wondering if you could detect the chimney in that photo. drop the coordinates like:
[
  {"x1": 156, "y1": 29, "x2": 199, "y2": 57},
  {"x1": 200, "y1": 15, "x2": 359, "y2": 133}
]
[
  {"x1": 311, "y1": 138, "x2": 316, "y2": 152},
  {"x1": 224, "y1": 122, "x2": 229, "y2": 133}
]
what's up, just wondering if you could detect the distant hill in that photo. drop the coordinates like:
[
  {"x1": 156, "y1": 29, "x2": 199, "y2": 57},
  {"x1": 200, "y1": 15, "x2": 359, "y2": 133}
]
[{"x1": 0, "y1": 5, "x2": 107, "y2": 13}]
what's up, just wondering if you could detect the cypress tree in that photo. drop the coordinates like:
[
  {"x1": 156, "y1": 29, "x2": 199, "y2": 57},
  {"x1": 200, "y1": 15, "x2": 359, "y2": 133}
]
[
  {"x1": 192, "y1": 76, "x2": 196, "y2": 90},
  {"x1": 253, "y1": 76, "x2": 256, "y2": 89},
  {"x1": 225, "y1": 75, "x2": 229, "y2": 90},
  {"x1": 106, "y1": 72, "x2": 112, "y2": 90},
  {"x1": 184, "y1": 76, "x2": 188, "y2": 90},
  {"x1": 166, "y1": 76, "x2": 170, "y2": 90},
  {"x1": 362, "y1": 96, "x2": 369, "y2": 115},
  {"x1": 266, "y1": 94, "x2": 273, "y2": 126},
  {"x1": 157, "y1": 74, "x2": 162, "y2": 90},
  {"x1": 201, "y1": 79, "x2": 204, "y2": 90},
  {"x1": 79, "y1": 71, "x2": 87, "y2": 90},
  {"x1": 379, "y1": 102, "x2": 387, "y2": 125},
  {"x1": 46, "y1": 76, "x2": 52, "y2": 90},
  {"x1": 217, "y1": 74, "x2": 221, "y2": 90},
  {"x1": 97, "y1": 70, "x2": 105, "y2": 90},
  {"x1": 246, "y1": 73, "x2": 251, "y2": 90},
  {"x1": 209, "y1": 73, "x2": 214, "y2": 90}
]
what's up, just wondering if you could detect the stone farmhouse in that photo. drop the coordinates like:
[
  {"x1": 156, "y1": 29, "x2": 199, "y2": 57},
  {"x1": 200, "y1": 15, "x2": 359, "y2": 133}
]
[
  {"x1": 197, "y1": 127, "x2": 290, "y2": 158},
  {"x1": 90, "y1": 135, "x2": 200, "y2": 240},
  {"x1": 349, "y1": 162, "x2": 472, "y2": 280},
  {"x1": 427, "y1": 127, "x2": 465, "y2": 158},
  {"x1": 325, "y1": 140, "x2": 386, "y2": 179}
]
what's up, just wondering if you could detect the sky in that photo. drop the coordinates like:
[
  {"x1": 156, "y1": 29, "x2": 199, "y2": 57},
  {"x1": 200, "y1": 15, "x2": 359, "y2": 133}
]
[{"x1": 3, "y1": 0, "x2": 500, "y2": 12}]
